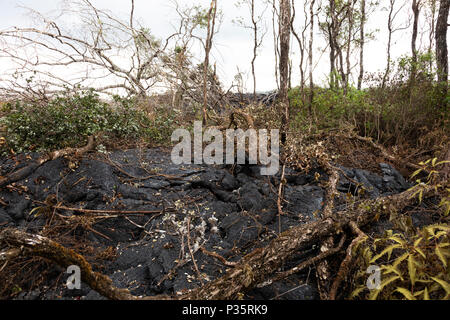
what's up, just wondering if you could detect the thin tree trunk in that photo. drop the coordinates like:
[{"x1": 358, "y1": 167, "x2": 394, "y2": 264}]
[
  {"x1": 290, "y1": 0, "x2": 307, "y2": 92},
  {"x1": 382, "y1": 0, "x2": 395, "y2": 89},
  {"x1": 202, "y1": 0, "x2": 218, "y2": 126},
  {"x1": 251, "y1": 0, "x2": 257, "y2": 100},
  {"x1": 429, "y1": 0, "x2": 437, "y2": 71},
  {"x1": 410, "y1": 0, "x2": 421, "y2": 89},
  {"x1": 357, "y1": 0, "x2": 366, "y2": 90},
  {"x1": 329, "y1": 0, "x2": 337, "y2": 89},
  {"x1": 272, "y1": 0, "x2": 280, "y2": 91},
  {"x1": 345, "y1": 1, "x2": 355, "y2": 95},
  {"x1": 435, "y1": 0, "x2": 449, "y2": 110},
  {"x1": 308, "y1": 0, "x2": 315, "y2": 115},
  {"x1": 279, "y1": 0, "x2": 291, "y2": 145}
]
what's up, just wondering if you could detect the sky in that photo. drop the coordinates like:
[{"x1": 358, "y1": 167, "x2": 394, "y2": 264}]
[{"x1": 0, "y1": 0, "x2": 445, "y2": 93}]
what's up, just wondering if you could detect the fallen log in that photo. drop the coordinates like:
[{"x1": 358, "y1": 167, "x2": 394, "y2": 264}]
[
  {"x1": 0, "y1": 136, "x2": 95, "y2": 188},
  {"x1": 0, "y1": 185, "x2": 433, "y2": 300}
]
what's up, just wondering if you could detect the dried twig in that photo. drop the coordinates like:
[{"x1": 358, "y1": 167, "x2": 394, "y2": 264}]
[
  {"x1": 32, "y1": 201, "x2": 173, "y2": 216},
  {"x1": 277, "y1": 164, "x2": 287, "y2": 234},
  {"x1": 200, "y1": 247, "x2": 237, "y2": 267},
  {"x1": 187, "y1": 216, "x2": 204, "y2": 285}
]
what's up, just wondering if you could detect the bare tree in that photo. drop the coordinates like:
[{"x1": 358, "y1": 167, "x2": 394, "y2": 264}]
[
  {"x1": 290, "y1": 0, "x2": 311, "y2": 92},
  {"x1": 0, "y1": 0, "x2": 212, "y2": 101},
  {"x1": 279, "y1": 0, "x2": 291, "y2": 144},
  {"x1": 234, "y1": 0, "x2": 268, "y2": 100},
  {"x1": 382, "y1": 0, "x2": 410, "y2": 88},
  {"x1": 435, "y1": 0, "x2": 449, "y2": 109}
]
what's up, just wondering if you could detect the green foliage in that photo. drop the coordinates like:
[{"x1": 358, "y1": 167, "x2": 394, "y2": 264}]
[
  {"x1": 0, "y1": 90, "x2": 176, "y2": 153},
  {"x1": 289, "y1": 86, "x2": 372, "y2": 130},
  {"x1": 409, "y1": 158, "x2": 450, "y2": 217},
  {"x1": 350, "y1": 225, "x2": 450, "y2": 300},
  {"x1": 349, "y1": 159, "x2": 450, "y2": 300},
  {"x1": 288, "y1": 53, "x2": 447, "y2": 148}
]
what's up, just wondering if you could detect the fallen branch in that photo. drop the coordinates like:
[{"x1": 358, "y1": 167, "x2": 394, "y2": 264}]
[
  {"x1": 267, "y1": 234, "x2": 346, "y2": 285},
  {"x1": 200, "y1": 247, "x2": 237, "y2": 267},
  {"x1": 32, "y1": 201, "x2": 173, "y2": 216},
  {"x1": 338, "y1": 133, "x2": 423, "y2": 172},
  {"x1": 0, "y1": 228, "x2": 141, "y2": 300},
  {"x1": 329, "y1": 221, "x2": 367, "y2": 300},
  {"x1": 315, "y1": 159, "x2": 340, "y2": 299},
  {"x1": 0, "y1": 136, "x2": 95, "y2": 188}
]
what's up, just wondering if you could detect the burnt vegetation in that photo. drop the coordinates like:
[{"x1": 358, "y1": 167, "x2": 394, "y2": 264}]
[{"x1": 0, "y1": 0, "x2": 448, "y2": 301}]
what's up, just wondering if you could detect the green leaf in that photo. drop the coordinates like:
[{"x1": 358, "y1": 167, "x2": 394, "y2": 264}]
[
  {"x1": 382, "y1": 265, "x2": 403, "y2": 279},
  {"x1": 435, "y1": 246, "x2": 448, "y2": 267},
  {"x1": 393, "y1": 253, "x2": 409, "y2": 268},
  {"x1": 350, "y1": 286, "x2": 366, "y2": 299},
  {"x1": 414, "y1": 247, "x2": 427, "y2": 259},
  {"x1": 413, "y1": 237, "x2": 422, "y2": 247},
  {"x1": 396, "y1": 287, "x2": 416, "y2": 300},
  {"x1": 436, "y1": 160, "x2": 450, "y2": 166},
  {"x1": 410, "y1": 168, "x2": 422, "y2": 178},
  {"x1": 388, "y1": 235, "x2": 406, "y2": 246},
  {"x1": 371, "y1": 244, "x2": 402, "y2": 263},
  {"x1": 430, "y1": 277, "x2": 450, "y2": 295}
]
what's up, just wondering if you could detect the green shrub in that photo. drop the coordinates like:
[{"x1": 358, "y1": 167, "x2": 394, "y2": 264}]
[
  {"x1": 0, "y1": 90, "x2": 176, "y2": 153},
  {"x1": 288, "y1": 52, "x2": 447, "y2": 148},
  {"x1": 350, "y1": 224, "x2": 449, "y2": 300}
]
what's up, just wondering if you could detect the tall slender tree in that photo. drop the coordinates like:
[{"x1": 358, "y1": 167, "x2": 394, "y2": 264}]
[
  {"x1": 382, "y1": 0, "x2": 410, "y2": 88},
  {"x1": 410, "y1": 0, "x2": 421, "y2": 87},
  {"x1": 357, "y1": 0, "x2": 366, "y2": 90},
  {"x1": 202, "y1": 0, "x2": 218, "y2": 125},
  {"x1": 308, "y1": 0, "x2": 316, "y2": 115},
  {"x1": 279, "y1": 0, "x2": 291, "y2": 144},
  {"x1": 435, "y1": 0, "x2": 449, "y2": 109}
]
